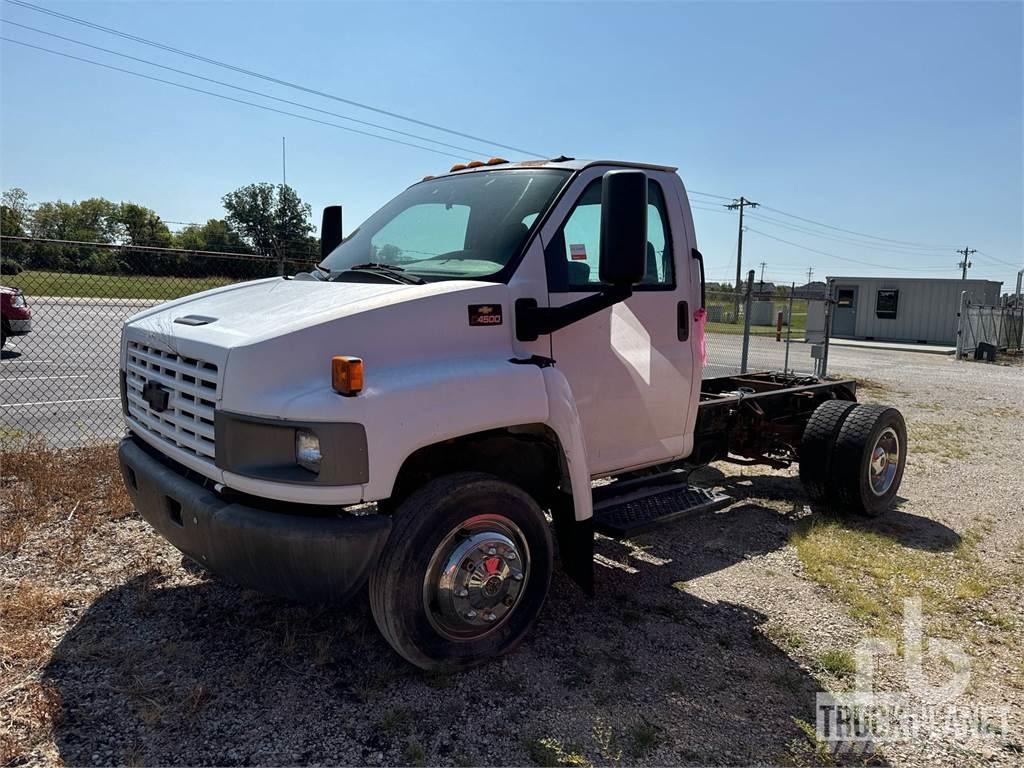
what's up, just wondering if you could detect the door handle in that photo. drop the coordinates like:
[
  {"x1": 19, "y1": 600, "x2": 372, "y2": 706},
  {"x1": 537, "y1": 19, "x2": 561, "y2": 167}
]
[{"x1": 677, "y1": 301, "x2": 689, "y2": 342}]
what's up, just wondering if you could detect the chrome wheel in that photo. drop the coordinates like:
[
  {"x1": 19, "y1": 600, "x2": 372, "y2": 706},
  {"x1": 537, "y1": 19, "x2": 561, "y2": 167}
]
[
  {"x1": 868, "y1": 426, "x2": 900, "y2": 496},
  {"x1": 423, "y1": 514, "x2": 530, "y2": 641}
]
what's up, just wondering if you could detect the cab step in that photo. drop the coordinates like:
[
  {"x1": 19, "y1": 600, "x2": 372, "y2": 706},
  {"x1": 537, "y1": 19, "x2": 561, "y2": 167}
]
[{"x1": 591, "y1": 481, "x2": 731, "y2": 538}]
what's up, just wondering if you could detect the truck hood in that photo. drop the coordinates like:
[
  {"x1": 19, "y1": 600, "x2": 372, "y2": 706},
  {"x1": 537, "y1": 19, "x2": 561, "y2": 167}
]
[{"x1": 127, "y1": 277, "x2": 489, "y2": 348}]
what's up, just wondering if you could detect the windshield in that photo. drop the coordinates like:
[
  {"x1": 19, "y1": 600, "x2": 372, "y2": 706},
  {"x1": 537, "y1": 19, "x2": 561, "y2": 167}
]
[{"x1": 320, "y1": 169, "x2": 570, "y2": 281}]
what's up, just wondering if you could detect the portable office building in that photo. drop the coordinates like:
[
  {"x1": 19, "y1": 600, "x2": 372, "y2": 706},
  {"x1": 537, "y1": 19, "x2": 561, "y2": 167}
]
[{"x1": 826, "y1": 276, "x2": 1002, "y2": 345}]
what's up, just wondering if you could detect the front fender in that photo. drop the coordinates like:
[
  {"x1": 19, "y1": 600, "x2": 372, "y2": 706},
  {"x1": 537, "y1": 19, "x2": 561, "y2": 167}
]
[{"x1": 540, "y1": 366, "x2": 593, "y2": 522}]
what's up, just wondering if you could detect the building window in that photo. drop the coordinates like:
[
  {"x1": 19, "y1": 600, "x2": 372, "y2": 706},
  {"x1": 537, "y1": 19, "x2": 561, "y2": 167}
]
[{"x1": 876, "y1": 289, "x2": 899, "y2": 319}]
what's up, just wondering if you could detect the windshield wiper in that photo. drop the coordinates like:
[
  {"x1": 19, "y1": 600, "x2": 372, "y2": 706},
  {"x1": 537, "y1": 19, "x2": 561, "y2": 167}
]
[{"x1": 334, "y1": 263, "x2": 426, "y2": 285}]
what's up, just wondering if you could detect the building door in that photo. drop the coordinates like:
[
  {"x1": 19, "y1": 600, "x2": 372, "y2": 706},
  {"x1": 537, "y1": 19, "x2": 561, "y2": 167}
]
[{"x1": 832, "y1": 286, "x2": 858, "y2": 337}]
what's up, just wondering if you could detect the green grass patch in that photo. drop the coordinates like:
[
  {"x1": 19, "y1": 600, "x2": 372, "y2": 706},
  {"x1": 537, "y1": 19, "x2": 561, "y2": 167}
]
[
  {"x1": 790, "y1": 518, "x2": 1010, "y2": 646},
  {"x1": 816, "y1": 649, "x2": 856, "y2": 678},
  {"x1": 6, "y1": 270, "x2": 235, "y2": 300}
]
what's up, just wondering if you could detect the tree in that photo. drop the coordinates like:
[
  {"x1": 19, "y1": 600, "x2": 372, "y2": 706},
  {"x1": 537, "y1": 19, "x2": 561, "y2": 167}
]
[
  {"x1": 221, "y1": 183, "x2": 314, "y2": 262},
  {"x1": 1, "y1": 188, "x2": 30, "y2": 267}
]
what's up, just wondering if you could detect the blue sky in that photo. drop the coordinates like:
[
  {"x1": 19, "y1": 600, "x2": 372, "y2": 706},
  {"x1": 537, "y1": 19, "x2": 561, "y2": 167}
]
[{"x1": 2, "y1": 1, "x2": 1021, "y2": 288}]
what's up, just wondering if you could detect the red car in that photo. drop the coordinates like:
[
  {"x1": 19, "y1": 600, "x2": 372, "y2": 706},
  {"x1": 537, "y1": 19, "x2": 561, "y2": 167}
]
[{"x1": 1, "y1": 286, "x2": 32, "y2": 347}]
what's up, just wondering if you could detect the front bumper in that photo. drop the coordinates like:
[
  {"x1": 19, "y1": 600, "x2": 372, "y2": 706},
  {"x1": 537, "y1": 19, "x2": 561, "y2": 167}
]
[{"x1": 118, "y1": 436, "x2": 391, "y2": 602}]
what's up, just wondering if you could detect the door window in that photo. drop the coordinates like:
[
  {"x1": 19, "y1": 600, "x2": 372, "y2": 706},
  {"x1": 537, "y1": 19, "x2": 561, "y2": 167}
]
[
  {"x1": 547, "y1": 178, "x2": 674, "y2": 291},
  {"x1": 836, "y1": 288, "x2": 856, "y2": 308}
]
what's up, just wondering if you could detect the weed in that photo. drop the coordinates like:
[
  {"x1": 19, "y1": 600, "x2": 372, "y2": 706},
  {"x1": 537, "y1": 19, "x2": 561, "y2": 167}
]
[
  {"x1": 627, "y1": 719, "x2": 663, "y2": 758},
  {"x1": 523, "y1": 737, "x2": 589, "y2": 767},
  {"x1": 403, "y1": 738, "x2": 426, "y2": 766},
  {"x1": 380, "y1": 706, "x2": 414, "y2": 736},
  {"x1": 817, "y1": 649, "x2": 856, "y2": 678}
]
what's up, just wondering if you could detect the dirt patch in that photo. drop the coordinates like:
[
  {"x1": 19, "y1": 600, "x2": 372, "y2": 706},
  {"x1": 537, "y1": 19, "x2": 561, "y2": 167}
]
[{"x1": 2, "y1": 355, "x2": 1023, "y2": 766}]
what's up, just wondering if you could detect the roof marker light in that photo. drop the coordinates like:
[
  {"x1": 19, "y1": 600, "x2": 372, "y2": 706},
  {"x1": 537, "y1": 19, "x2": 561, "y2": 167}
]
[{"x1": 485, "y1": 157, "x2": 509, "y2": 165}]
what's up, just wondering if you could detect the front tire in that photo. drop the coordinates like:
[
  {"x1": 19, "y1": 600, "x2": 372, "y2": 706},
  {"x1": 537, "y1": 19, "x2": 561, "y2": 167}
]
[{"x1": 369, "y1": 472, "x2": 553, "y2": 670}]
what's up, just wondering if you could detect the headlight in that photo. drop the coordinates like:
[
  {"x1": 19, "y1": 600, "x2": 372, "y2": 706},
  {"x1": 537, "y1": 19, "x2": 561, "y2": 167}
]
[
  {"x1": 295, "y1": 429, "x2": 321, "y2": 473},
  {"x1": 11, "y1": 292, "x2": 26, "y2": 308}
]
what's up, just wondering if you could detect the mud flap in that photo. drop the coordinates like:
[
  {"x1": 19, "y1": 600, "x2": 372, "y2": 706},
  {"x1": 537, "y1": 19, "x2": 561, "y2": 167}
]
[{"x1": 550, "y1": 491, "x2": 594, "y2": 595}]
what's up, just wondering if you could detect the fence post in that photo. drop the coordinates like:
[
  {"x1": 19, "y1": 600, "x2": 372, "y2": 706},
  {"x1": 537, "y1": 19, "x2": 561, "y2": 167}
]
[
  {"x1": 955, "y1": 290, "x2": 968, "y2": 359},
  {"x1": 740, "y1": 270, "x2": 754, "y2": 374},
  {"x1": 819, "y1": 280, "x2": 835, "y2": 378},
  {"x1": 783, "y1": 282, "x2": 794, "y2": 376}
]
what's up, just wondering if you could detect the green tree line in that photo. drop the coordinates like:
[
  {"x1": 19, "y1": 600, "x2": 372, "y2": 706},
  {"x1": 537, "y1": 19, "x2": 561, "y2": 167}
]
[{"x1": 0, "y1": 183, "x2": 319, "y2": 279}]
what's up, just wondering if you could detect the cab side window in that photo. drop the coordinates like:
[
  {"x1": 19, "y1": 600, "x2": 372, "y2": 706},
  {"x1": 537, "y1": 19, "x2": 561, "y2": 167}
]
[{"x1": 546, "y1": 178, "x2": 674, "y2": 291}]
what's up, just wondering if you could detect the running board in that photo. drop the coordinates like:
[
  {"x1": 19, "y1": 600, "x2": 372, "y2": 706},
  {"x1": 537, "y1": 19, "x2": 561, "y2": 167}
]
[{"x1": 591, "y1": 482, "x2": 731, "y2": 538}]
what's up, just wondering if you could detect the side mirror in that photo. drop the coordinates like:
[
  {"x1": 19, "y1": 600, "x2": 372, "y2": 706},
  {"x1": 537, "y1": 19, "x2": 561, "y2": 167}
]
[
  {"x1": 599, "y1": 170, "x2": 647, "y2": 287},
  {"x1": 320, "y1": 205, "x2": 343, "y2": 260}
]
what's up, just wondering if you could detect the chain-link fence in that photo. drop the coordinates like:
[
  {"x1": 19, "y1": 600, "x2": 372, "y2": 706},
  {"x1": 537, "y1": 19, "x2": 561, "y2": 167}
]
[
  {"x1": 2, "y1": 245, "x2": 830, "y2": 447},
  {"x1": 703, "y1": 276, "x2": 826, "y2": 379},
  {"x1": 1, "y1": 239, "x2": 315, "y2": 447}
]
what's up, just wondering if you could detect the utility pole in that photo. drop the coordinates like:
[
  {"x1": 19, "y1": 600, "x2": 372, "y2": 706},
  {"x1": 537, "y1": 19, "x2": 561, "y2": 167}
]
[
  {"x1": 278, "y1": 136, "x2": 288, "y2": 276},
  {"x1": 726, "y1": 196, "x2": 759, "y2": 322},
  {"x1": 282, "y1": 136, "x2": 287, "y2": 187},
  {"x1": 759, "y1": 261, "x2": 767, "y2": 291},
  {"x1": 956, "y1": 246, "x2": 976, "y2": 280},
  {"x1": 806, "y1": 267, "x2": 814, "y2": 285}
]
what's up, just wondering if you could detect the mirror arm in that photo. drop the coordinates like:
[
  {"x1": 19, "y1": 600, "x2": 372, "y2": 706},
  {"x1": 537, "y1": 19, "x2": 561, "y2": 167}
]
[{"x1": 515, "y1": 287, "x2": 632, "y2": 342}]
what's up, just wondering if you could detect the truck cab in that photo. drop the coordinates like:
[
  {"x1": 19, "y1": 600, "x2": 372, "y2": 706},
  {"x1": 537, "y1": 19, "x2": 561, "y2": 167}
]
[{"x1": 118, "y1": 158, "x2": 907, "y2": 669}]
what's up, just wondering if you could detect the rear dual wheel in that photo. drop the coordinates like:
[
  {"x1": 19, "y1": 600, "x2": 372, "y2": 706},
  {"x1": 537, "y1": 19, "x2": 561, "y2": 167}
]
[
  {"x1": 799, "y1": 401, "x2": 907, "y2": 516},
  {"x1": 368, "y1": 472, "x2": 553, "y2": 670}
]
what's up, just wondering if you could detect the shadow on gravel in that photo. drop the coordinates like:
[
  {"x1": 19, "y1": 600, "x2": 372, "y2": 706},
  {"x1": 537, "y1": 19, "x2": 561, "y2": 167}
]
[
  {"x1": 42, "y1": 500, "x2": 889, "y2": 766},
  {"x1": 693, "y1": 465, "x2": 961, "y2": 553}
]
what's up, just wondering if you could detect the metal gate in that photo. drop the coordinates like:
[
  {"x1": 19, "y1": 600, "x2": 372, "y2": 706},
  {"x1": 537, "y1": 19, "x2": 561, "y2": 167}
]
[{"x1": 955, "y1": 293, "x2": 1024, "y2": 358}]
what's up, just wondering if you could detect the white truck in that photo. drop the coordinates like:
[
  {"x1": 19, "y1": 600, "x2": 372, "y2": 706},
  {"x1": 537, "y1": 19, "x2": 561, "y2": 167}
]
[{"x1": 117, "y1": 157, "x2": 907, "y2": 669}]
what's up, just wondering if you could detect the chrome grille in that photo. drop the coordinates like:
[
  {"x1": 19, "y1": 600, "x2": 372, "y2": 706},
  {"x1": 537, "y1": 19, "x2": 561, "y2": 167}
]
[{"x1": 125, "y1": 340, "x2": 218, "y2": 461}]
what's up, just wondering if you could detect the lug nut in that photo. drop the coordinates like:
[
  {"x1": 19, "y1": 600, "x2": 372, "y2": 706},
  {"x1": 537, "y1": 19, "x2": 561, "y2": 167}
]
[
  {"x1": 485, "y1": 613, "x2": 497, "y2": 622},
  {"x1": 465, "y1": 610, "x2": 477, "y2": 619},
  {"x1": 487, "y1": 547, "x2": 497, "y2": 556},
  {"x1": 513, "y1": 572, "x2": 524, "y2": 581},
  {"x1": 457, "y1": 588, "x2": 469, "y2": 598},
  {"x1": 506, "y1": 551, "x2": 517, "y2": 560}
]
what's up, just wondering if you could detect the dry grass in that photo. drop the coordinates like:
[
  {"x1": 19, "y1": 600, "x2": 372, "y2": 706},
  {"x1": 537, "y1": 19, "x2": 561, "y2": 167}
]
[
  {"x1": 790, "y1": 518, "x2": 1018, "y2": 653},
  {"x1": 0, "y1": 438, "x2": 135, "y2": 764}
]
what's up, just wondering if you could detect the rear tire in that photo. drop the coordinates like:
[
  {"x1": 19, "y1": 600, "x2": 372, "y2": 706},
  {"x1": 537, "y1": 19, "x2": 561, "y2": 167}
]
[
  {"x1": 830, "y1": 404, "x2": 907, "y2": 517},
  {"x1": 369, "y1": 472, "x2": 553, "y2": 670},
  {"x1": 799, "y1": 399, "x2": 858, "y2": 503}
]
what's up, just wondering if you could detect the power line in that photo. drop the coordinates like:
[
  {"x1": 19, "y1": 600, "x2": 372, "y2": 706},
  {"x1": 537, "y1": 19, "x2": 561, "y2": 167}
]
[
  {"x1": 974, "y1": 250, "x2": 1022, "y2": 269},
  {"x1": 0, "y1": 19, "x2": 496, "y2": 158},
  {"x1": 757, "y1": 203, "x2": 957, "y2": 250},
  {"x1": 4, "y1": 0, "x2": 546, "y2": 158},
  {"x1": 744, "y1": 227, "x2": 954, "y2": 272},
  {"x1": 745, "y1": 211, "x2": 954, "y2": 255},
  {"x1": 689, "y1": 189, "x2": 733, "y2": 201},
  {"x1": 0, "y1": 36, "x2": 468, "y2": 160}
]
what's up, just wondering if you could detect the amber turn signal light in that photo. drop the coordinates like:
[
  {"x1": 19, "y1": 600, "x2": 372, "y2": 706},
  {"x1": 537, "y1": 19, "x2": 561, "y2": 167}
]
[{"x1": 332, "y1": 356, "x2": 364, "y2": 396}]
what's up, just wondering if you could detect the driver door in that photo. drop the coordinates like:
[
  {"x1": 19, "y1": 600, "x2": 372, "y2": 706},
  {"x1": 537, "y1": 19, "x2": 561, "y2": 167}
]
[{"x1": 541, "y1": 168, "x2": 695, "y2": 476}]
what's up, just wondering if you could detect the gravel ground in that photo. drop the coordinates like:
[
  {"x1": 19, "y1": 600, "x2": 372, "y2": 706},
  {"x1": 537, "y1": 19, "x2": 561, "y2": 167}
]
[{"x1": 1, "y1": 346, "x2": 1022, "y2": 767}]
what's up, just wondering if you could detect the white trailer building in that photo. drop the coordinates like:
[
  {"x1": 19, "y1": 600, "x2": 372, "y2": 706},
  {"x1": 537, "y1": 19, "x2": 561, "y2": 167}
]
[{"x1": 827, "y1": 276, "x2": 1002, "y2": 345}]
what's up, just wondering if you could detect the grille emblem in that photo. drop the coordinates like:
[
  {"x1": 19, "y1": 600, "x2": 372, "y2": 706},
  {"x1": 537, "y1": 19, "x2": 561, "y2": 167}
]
[{"x1": 141, "y1": 380, "x2": 170, "y2": 413}]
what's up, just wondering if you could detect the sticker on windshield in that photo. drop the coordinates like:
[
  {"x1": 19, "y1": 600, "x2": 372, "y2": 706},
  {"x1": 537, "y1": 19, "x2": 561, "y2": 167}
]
[
  {"x1": 468, "y1": 304, "x2": 502, "y2": 326},
  {"x1": 569, "y1": 243, "x2": 587, "y2": 261}
]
